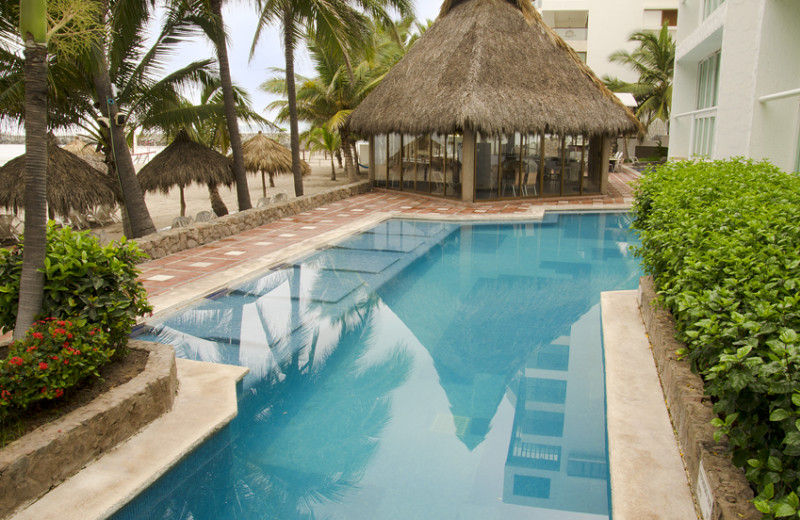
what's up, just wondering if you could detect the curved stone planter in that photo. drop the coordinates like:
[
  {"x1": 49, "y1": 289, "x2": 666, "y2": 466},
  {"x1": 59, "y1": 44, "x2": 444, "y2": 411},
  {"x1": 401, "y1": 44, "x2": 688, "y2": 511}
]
[
  {"x1": 0, "y1": 340, "x2": 177, "y2": 518},
  {"x1": 637, "y1": 276, "x2": 759, "y2": 520}
]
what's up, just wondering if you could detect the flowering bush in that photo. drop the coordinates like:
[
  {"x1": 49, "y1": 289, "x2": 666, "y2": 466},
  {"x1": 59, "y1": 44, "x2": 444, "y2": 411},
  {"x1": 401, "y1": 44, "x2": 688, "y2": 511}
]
[
  {"x1": 0, "y1": 318, "x2": 111, "y2": 418},
  {"x1": 0, "y1": 223, "x2": 152, "y2": 348}
]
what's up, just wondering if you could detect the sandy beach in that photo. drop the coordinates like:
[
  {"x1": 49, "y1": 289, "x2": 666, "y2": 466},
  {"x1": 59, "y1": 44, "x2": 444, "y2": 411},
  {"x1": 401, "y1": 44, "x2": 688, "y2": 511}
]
[{"x1": 96, "y1": 152, "x2": 354, "y2": 242}]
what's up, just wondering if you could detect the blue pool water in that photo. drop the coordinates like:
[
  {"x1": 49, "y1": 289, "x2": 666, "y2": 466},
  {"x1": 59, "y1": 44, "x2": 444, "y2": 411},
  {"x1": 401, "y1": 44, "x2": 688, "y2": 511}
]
[{"x1": 117, "y1": 213, "x2": 641, "y2": 520}]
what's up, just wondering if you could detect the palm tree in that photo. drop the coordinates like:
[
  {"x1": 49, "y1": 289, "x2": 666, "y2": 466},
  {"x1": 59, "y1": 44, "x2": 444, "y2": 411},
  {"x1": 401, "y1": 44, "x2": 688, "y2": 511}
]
[
  {"x1": 13, "y1": 0, "x2": 48, "y2": 338},
  {"x1": 306, "y1": 125, "x2": 341, "y2": 180},
  {"x1": 167, "y1": 0, "x2": 254, "y2": 212},
  {"x1": 151, "y1": 80, "x2": 275, "y2": 216},
  {"x1": 251, "y1": 0, "x2": 414, "y2": 196},
  {"x1": 262, "y1": 16, "x2": 419, "y2": 182},
  {"x1": 603, "y1": 21, "x2": 675, "y2": 135}
]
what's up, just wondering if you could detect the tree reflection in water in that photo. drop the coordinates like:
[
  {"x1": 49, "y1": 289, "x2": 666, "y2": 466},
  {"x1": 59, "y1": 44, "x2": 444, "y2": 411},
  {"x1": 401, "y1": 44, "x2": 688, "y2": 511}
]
[{"x1": 137, "y1": 261, "x2": 413, "y2": 519}]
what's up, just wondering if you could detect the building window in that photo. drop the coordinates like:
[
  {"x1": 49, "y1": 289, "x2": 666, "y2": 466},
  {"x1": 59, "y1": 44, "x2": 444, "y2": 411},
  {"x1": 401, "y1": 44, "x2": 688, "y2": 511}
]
[
  {"x1": 662, "y1": 9, "x2": 678, "y2": 27},
  {"x1": 576, "y1": 52, "x2": 587, "y2": 63},
  {"x1": 703, "y1": 0, "x2": 725, "y2": 19},
  {"x1": 692, "y1": 51, "x2": 721, "y2": 157}
]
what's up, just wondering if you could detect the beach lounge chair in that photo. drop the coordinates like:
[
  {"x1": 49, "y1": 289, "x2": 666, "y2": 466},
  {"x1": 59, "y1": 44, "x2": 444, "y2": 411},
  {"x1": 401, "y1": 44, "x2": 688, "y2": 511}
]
[
  {"x1": 0, "y1": 214, "x2": 20, "y2": 242},
  {"x1": 89, "y1": 205, "x2": 121, "y2": 226},
  {"x1": 609, "y1": 151, "x2": 623, "y2": 172},
  {"x1": 195, "y1": 211, "x2": 215, "y2": 222},
  {"x1": 257, "y1": 196, "x2": 273, "y2": 207},
  {"x1": 69, "y1": 211, "x2": 91, "y2": 230},
  {"x1": 171, "y1": 216, "x2": 193, "y2": 229},
  {"x1": 274, "y1": 193, "x2": 288, "y2": 202}
]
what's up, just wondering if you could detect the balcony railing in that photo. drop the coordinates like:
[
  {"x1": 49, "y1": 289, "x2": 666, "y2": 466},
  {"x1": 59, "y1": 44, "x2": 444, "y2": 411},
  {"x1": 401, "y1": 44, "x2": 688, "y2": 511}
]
[{"x1": 552, "y1": 27, "x2": 587, "y2": 41}]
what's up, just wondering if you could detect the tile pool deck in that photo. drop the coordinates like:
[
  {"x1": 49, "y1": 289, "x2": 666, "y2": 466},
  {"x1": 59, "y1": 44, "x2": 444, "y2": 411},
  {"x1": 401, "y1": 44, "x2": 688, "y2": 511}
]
[
  {"x1": 140, "y1": 169, "x2": 639, "y2": 312},
  {"x1": 15, "y1": 168, "x2": 699, "y2": 519}
]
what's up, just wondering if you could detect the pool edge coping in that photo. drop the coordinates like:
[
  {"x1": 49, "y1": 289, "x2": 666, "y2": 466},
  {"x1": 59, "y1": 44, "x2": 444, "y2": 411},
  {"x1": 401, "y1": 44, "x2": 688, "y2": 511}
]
[
  {"x1": 601, "y1": 290, "x2": 699, "y2": 519},
  {"x1": 11, "y1": 359, "x2": 249, "y2": 520}
]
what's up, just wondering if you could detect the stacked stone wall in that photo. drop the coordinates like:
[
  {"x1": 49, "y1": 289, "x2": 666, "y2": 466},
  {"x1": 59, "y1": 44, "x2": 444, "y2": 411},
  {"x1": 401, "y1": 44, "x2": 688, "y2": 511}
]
[
  {"x1": 0, "y1": 341, "x2": 176, "y2": 518},
  {"x1": 135, "y1": 181, "x2": 372, "y2": 261}
]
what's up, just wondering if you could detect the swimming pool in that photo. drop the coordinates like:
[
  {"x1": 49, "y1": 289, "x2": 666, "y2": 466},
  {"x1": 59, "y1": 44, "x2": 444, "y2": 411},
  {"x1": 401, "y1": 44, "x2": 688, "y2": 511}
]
[{"x1": 117, "y1": 212, "x2": 641, "y2": 520}]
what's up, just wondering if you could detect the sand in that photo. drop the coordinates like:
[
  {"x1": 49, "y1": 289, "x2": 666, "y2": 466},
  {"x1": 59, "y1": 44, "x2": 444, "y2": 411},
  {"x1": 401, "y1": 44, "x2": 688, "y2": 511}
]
[{"x1": 95, "y1": 152, "x2": 351, "y2": 242}]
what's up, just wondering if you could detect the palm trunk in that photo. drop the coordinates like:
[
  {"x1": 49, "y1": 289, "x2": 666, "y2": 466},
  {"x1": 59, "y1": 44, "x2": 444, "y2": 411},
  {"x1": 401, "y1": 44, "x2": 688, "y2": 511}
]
[
  {"x1": 330, "y1": 156, "x2": 336, "y2": 180},
  {"x1": 210, "y1": 0, "x2": 251, "y2": 211},
  {"x1": 90, "y1": 7, "x2": 155, "y2": 239},
  {"x1": 283, "y1": 9, "x2": 304, "y2": 197},
  {"x1": 14, "y1": 38, "x2": 48, "y2": 339},
  {"x1": 208, "y1": 184, "x2": 228, "y2": 216},
  {"x1": 342, "y1": 131, "x2": 357, "y2": 182}
]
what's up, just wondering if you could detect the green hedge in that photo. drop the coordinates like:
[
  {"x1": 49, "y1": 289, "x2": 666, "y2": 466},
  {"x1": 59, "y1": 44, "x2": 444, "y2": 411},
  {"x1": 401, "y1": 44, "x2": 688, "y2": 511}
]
[{"x1": 632, "y1": 158, "x2": 800, "y2": 518}]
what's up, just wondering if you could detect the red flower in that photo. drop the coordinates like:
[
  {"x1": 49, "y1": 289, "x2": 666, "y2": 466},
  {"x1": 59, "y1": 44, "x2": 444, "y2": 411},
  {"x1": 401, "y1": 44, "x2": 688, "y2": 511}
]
[
  {"x1": 67, "y1": 333, "x2": 73, "y2": 339},
  {"x1": 32, "y1": 332, "x2": 44, "y2": 340},
  {"x1": 50, "y1": 355, "x2": 59, "y2": 361},
  {"x1": 38, "y1": 362, "x2": 48, "y2": 370},
  {"x1": 53, "y1": 328, "x2": 67, "y2": 337},
  {"x1": 54, "y1": 388, "x2": 64, "y2": 398},
  {"x1": 63, "y1": 342, "x2": 70, "y2": 349},
  {"x1": 89, "y1": 330, "x2": 97, "y2": 336},
  {"x1": 8, "y1": 356, "x2": 24, "y2": 366},
  {"x1": 26, "y1": 345, "x2": 37, "y2": 352},
  {"x1": 63, "y1": 359, "x2": 69, "y2": 365},
  {"x1": 40, "y1": 387, "x2": 47, "y2": 394},
  {"x1": 1, "y1": 390, "x2": 11, "y2": 400},
  {"x1": 75, "y1": 350, "x2": 82, "y2": 356},
  {"x1": 57, "y1": 320, "x2": 66, "y2": 326}
]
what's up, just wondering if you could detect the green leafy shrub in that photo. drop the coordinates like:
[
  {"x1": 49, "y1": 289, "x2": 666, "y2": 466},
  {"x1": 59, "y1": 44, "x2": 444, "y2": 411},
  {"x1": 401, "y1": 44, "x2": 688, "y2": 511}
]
[
  {"x1": 0, "y1": 223, "x2": 152, "y2": 348},
  {"x1": 632, "y1": 158, "x2": 800, "y2": 518},
  {"x1": 0, "y1": 318, "x2": 111, "y2": 418}
]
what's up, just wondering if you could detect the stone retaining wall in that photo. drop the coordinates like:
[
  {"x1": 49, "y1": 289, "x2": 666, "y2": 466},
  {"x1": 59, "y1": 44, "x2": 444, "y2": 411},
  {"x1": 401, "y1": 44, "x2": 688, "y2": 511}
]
[
  {"x1": 637, "y1": 276, "x2": 760, "y2": 520},
  {"x1": 0, "y1": 341, "x2": 177, "y2": 518},
  {"x1": 134, "y1": 181, "x2": 372, "y2": 261}
]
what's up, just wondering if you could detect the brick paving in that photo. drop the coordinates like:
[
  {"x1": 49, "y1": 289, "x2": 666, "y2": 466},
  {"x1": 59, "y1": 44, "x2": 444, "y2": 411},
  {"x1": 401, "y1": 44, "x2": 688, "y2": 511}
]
[{"x1": 138, "y1": 169, "x2": 639, "y2": 303}]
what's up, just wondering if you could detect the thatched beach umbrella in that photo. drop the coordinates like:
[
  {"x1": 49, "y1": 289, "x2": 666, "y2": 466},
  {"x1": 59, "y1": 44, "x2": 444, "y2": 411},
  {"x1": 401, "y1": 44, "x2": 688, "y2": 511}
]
[
  {"x1": 62, "y1": 138, "x2": 106, "y2": 173},
  {"x1": 241, "y1": 132, "x2": 310, "y2": 198},
  {"x1": 349, "y1": 0, "x2": 639, "y2": 137},
  {"x1": 137, "y1": 129, "x2": 234, "y2": 217},
  {"x1": 0, "y1": 134, "x2": 120, "y2": 220}
]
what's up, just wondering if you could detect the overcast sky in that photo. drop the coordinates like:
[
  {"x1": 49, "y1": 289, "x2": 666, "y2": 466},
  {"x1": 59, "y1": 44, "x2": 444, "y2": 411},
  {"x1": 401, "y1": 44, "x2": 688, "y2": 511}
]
[{"x1": 154, "y1": 2, "x2": 442, "y2": 131}]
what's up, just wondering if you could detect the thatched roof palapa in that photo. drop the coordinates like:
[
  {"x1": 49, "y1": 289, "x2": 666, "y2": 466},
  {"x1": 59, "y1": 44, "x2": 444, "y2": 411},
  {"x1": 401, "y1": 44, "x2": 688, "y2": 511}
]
[
  {"x1": 349, "y1": 0, "x2": 641, "y2": 137},
  {"x1": 0, "y1": 134, "x2": 120, "y2": 219},
  {"x1": 62, "y1": 138, "x2": 106, "y2": 173},
  {"x1": 137, "y1": 129, "x2": 235, "y2": 194},
  {"x1": 242, "y1": 132, "x2": 311, "y2": 177},
  {"x1": 137, "y1": 129, "x2": 235, "y2": 216}
]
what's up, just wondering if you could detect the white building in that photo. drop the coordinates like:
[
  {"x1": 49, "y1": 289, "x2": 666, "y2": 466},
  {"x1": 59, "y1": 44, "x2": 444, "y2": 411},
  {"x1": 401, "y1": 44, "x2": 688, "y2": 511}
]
[
  {"x1": 537, "y1": 0, "x2": 678, "y2": 82},
  {"x1": 669, "y1": 0, "x2": 800, "y2": 173}
]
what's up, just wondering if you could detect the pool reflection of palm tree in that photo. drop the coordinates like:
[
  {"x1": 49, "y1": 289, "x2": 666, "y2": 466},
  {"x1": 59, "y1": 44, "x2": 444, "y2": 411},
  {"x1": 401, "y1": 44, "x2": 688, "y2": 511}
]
[{"x1": 230, "y1": 302, "x2": 414, "y2": 519}]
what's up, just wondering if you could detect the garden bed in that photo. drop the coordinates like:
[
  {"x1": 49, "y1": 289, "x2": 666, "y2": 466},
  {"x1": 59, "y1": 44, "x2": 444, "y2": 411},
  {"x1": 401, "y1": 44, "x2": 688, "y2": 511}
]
[{"x1": 0, "y1": 340, "x2": 177, "y2": 518}]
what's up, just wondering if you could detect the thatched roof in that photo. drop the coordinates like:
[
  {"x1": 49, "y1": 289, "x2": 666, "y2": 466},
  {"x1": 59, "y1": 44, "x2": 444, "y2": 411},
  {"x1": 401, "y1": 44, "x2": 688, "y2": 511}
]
[
  {"x1": 242, "y1": 132, "x2": 311, "y2": 177},
  {"x1": 62, "y1": 138, "x2": 106, "y2": 172},
  {"x1": 0, "y1": 134, "x2": 120, "y2": 219},
  {"x1": 349, "y1": 0, "x2": 641, "y2": 137},
  {"x1": 137, "y1": 129, "x2": 234, "y2": 194}
]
